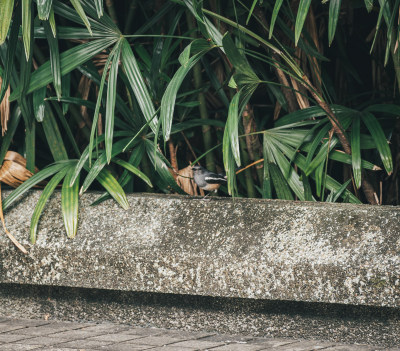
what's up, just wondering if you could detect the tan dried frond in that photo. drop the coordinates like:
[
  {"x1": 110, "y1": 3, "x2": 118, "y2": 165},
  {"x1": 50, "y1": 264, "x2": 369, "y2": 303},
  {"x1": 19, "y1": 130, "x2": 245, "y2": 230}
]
[
  {"x1": 304, "y1": 9, "x2": 323, "y2": 94},
  {"x1": 290, "y1": 75, "x2": 310, "y2": 109},
  {"x1": 0, "y1": 151, "x2": 37, "y2": 188},
  {"x1": 273, "y1": 101, "x2": 282, "y2": 120},
  {"x1": 175, "y1": 166, "x2": 198, "y2": 196},
  {"x1": 77, "y1": 75, "x2": 93, "y2": 129},
  {"x1": 168, "y1": 140, "x2": 178, "y2": 175},
  {"x1": 242, "y1": 104, "x2": 262, "y2": 160},
  {"x1": 93, "y1": 53, "x2": 110, "y2": 67},
  {"x1": 0, "y1": 183, "x2": 28, "y2": 254},
  {"x1": 0, "y1": 77, "x2": 10, "y2": 136},
  {"x1": 0, "y1": 152, "x2": 33, "y2": 253}
]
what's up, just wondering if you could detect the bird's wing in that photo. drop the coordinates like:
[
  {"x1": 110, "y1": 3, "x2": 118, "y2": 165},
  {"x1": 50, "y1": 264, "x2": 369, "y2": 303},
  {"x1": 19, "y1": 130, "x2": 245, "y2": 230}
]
[{"x1": 204, "y1": 174, "x2": 227, "y2": 184}]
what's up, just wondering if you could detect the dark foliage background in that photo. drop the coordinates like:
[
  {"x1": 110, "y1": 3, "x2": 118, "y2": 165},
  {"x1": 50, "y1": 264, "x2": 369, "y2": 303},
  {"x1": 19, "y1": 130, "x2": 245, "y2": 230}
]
[{"x1": 0, "y1": 0, "x2": 399, "y2": 243}]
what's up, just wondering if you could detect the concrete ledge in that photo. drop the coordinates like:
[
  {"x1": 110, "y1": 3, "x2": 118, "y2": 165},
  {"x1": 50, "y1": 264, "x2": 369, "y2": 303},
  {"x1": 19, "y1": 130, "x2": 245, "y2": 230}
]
[
  {"x1": 1, "y1": 284, "x2": 399, "y2": 347},
  {"x1": 0, "y1": 191, "x2": 399, "y2": 307}
]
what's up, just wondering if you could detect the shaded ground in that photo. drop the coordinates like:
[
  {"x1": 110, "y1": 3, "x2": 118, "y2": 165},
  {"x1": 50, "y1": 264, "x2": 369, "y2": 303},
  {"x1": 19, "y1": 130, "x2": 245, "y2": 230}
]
[{"x1": 1, "y1": 317, "x2": 398, "y2": 351}]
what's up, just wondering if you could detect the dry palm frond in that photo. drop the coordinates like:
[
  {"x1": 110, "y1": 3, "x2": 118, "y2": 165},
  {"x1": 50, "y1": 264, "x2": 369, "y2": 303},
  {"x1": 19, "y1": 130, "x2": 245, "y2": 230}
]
[
  {"x1": 242, "y1": 104, "x2": 262, "y2": 161},
  {"x1": 168, "y1": 141, "x2": 200, "y2": 195},
  {"x1": 0, "y1": 151, "x2": 38, "y2": 188},
  {"x1": 168, "y1": 140, "x2": 179, "y2": 175},
  {"x1": 236, "y1": 159, "x2": 264, "y2": 174},
  {"x1": 77, "y1": 75, "x2": 93, "y2": 129},
  {"x1": 0, "y1": 77, "x2": 10, "y2": 136},
  {"x1": 273, "y1": 101, "x2": 282, "y2": 120},
  {"x1": 290, "y1": 75, "x2": 310, "y2": 109},
  {"x1": 304, "y1": 7, "x2": 323, "y2": 94},
  {"x1": 0, "y1": 183, "x2": 28, "y2": 254},
  {"x1": 175, "y1": 165, "x2": 199, "y2": 196},
  {"x1": 0, "y1": 151, "x2": 31, "y2": 254}
]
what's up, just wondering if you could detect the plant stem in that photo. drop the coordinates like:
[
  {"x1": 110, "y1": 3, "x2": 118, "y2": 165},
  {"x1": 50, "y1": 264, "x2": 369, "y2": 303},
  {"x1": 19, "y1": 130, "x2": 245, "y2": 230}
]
[
  {"x1": 141, "y1": 154, "x2": 154, "y2": 192},
  {"x1": 391, "y1": 40, "x2": 400, "y2": 95},
  {"x1": 124, "y1": 0, "x2": 138, "y2": 34},
  {"x1": 186, "y1": 10, "x2": 216, "y2": 172},
  {"x1": 239, "y1": 138, "x2": 255, "y2": 197},
  {"x1": 33, "y1": 44, "x2": 91, "y2": 142},
  {"x1": 301, "y1": 75, "x2": 378, "y2": 204},
  {"x1": 25, "y1": 122, "x2": 35, "y2": 172},
  {"x1": 105, "y1": 0, "x2": 119, "y2": 26}
]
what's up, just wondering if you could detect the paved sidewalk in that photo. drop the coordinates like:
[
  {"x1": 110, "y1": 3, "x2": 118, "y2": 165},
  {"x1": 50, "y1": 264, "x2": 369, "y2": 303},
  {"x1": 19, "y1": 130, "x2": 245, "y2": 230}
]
[{"x1": 0, "y1": 317, "x2": 397, "y2": 351}]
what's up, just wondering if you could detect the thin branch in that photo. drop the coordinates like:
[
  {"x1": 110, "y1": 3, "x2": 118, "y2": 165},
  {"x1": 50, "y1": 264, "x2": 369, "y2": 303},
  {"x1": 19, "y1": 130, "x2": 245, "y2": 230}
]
[{"x1": 0, "y1": 183, "x2": 28, "y2": 254}]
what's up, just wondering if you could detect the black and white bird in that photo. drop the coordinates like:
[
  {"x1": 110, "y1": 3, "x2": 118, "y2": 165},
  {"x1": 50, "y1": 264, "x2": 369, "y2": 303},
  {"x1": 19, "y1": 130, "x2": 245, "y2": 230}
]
[{"x1": 192, "y1": 165, "x2": 227, "y2": 195}]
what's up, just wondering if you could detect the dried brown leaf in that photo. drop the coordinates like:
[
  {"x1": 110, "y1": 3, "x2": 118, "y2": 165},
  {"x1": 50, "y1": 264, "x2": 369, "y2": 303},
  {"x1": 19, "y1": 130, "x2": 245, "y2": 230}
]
[
  {"x1": 0, "y1": 151, "x2": 38, "y2": 188},
  {"x1": 290, "y1": 76, "x2": 310, "y2": 109},
  {"x1": 242, "y1": 104, "x2": 262, "y2": 160},
  {"x1": 175, "y1": 165, "x2": 198, "y2": 196},
  {"x1": 0, "y1": 77, "x2": 10, "y2": 136},
  {"x1": 0, "y1": 183, "x2": 28, "y2": 254},
  {"x1": 77, "y1": 75, "x2": 93, "y2": 129},
  {"x1": 273, "y1": 101, "x2": 282, "y2": 121},
  {"x1": 168, "y1": 140, "x2": 178, "y2": 175}
]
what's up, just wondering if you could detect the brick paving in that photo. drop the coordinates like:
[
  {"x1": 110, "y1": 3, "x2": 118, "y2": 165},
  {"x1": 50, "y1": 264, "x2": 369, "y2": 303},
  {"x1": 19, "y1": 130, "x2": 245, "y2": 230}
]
[{"x1": 0, "y1": 317, "x2": 398, "y2": 351}]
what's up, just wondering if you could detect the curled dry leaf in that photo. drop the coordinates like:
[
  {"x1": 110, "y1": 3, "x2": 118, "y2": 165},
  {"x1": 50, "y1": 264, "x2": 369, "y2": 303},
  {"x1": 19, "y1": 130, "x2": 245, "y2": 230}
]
[
  {"x1": 0, "y1": 76, "x2": 10, "y2": 136},
  {"x1": 0, "y1": 152, "x2": 30, "y2": 254},
  {"x1": 175, "y1": 165, "x2": 199, "y2": 196},
  {"x1": 0, "y1": 151, "x2": 38, "y2": 188},
  {"x1": 0, "y1": 183, "x2": 28, "y2": 254}
]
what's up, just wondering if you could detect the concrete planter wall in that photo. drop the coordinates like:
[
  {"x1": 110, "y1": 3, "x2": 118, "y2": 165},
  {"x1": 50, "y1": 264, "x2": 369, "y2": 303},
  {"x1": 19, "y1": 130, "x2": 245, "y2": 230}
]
[{"x1": 1, "y1": 190, "x2": 399, "y2": 308}]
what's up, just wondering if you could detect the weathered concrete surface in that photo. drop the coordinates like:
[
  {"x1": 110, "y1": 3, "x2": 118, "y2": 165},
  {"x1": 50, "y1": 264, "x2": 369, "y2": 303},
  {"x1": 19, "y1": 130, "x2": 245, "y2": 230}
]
[
  {"x1": 0, "y1": 191, "x2": 399, "y2": 307},
  {"x1": 1, "y1": 284, "x2": 400, "y2": 347}
]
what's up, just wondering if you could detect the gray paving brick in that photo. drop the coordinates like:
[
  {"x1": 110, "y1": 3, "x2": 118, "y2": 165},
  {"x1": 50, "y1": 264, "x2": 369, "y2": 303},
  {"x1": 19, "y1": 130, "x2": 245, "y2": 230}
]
[
  {"x1": 249, "y1": 337, "x2": 301, "y2": 348},
  {"x1": 0, "y1": 333, "x2": 32, "y2": 343},
  {"x1": 56, "y1": 338, "x2": 115, "y2": 348},
  {"x1": 168, "y1": 339, "x2": 226, "y2": 349},
  {"x1": 148, "y1": 347, "x2": 199, "y2": 351},
  {"x1": 80, "y1": 323, "x2": 131, "y2": 333},
  {"x1": 95, "y1": 344, "x2": 157, "y2": 351},
  {"x1": 0, "y1": 324, "x2": 28, "y2": 333},
  {"x1": 0, "y1": 319, "x2": 49, "y2": 327},
  {"x1": 7, "y1": 324, "x2": 79, "y2": 336},
  {"x1": 0, "y1": 317, "x2": 393, "y2": 351},
  {"x1": 324, "y1": 346, "x2": 384, "y2": 351},
  {"x1": 0, "y1": 344, "x2": 41, "y2": 350},
  {"x1": 272, "y1": 340, "x2": 337, "y2": 350},
  {"x1": 87, "y1": 333, "x2": 144, "y2": 342},
  {"x1": 200, "y1": 334, "x2": 253, "y2": 343},
  {"x1": 20, "y1": 336, "x2": 74, "y2": 345},
  {"x1": 122, "y1": 327, "x2": 165, "y2": 336},
  {"x1": 46, "y1": 321, "x2": 93, "y2": 328},
  {"x1": 48, "y1": 329, "x2": 106, "y2": 339},
  {"x1": 209, "y1": 343, "x2": 268, "y2": 351},
  {"x1": 157, "y1": 330, "x2": 216, "y2": 339},
  {"x1": 125, "y1": 335, "x2": 187, "y2": 346}
]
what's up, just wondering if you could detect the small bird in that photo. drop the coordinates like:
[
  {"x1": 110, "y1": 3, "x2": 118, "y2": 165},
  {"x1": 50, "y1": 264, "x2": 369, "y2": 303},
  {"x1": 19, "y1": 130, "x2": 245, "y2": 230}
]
[{"x1": 192, "y1": 165, "x2": 227, "y2": 197}]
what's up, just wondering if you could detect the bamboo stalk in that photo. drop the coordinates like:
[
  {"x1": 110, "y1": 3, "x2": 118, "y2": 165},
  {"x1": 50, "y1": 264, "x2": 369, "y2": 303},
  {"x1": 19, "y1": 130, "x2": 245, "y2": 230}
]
[
  {"x1": 186, "y1": 11, "x2": 216, "y2": 172},
  {"x1": 141, "y1": 154, "x2": 154, "y2": 192},
  {"x1": 105, "y1": 0, "x2": 119, "y2": 26},
  {"x1": 239, "y1": 138, "x2": 256, "y2": 197},
  {"x1": 124, "y1": 0, "x2": 138, "y2": 34},
  {"x1": 25, "y1": 123, "x2": 35, "y2": 173},
  {"x1": 33, "y1": 44, "x2": 91, "y2": 141}
]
